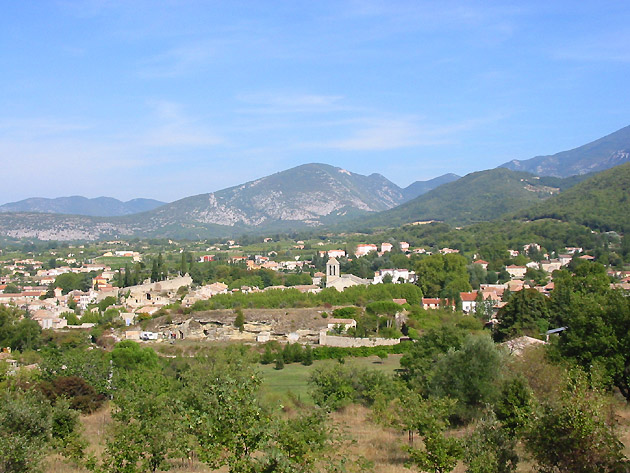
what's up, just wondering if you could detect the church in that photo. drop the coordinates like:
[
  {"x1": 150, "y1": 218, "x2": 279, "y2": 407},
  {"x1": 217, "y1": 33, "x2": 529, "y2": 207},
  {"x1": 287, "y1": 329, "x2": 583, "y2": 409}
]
[{"x1": 325, "y1": 257, "x2": 370, "y2": 291}]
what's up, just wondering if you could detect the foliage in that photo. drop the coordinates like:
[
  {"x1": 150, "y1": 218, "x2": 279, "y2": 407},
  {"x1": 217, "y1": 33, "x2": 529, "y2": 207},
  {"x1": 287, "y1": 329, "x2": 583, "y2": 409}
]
[
  {"x1": 54, "y1": 272, "x2": 93, "y2": 294},
  {"x1": 518, "y1": 161, "x2": 630, "y2": 234},
  {"x1": 37, "y1": 375, "x2": 106, "y2": 413},
  {"x1": 550, "y1": 263, "x2": 630, "y2": 400},
  {"x1": 429, "y1": 334, "x2": 504, "y2": 420},
  {"x1": 415, "y1": 253, "x2": 471, "y2": 298},
  {"x1": 399, "y1": 325, "x2": 466, "y2": 391},
  {"x1": 111, "y1": 340, "x2": 159, "y2": 371},
  {"x1": 0, "y1": 305, "x2": 42, "y2": 352},
  {"x1": 525, "y1": 370, "x2": 629, "y2": 473},
  {"x1": 309, "y1": 363, "x2": 399, "y2": 411},
  {"x1": 493, "y1": 288, "x2": 550, "y2": 342},
  {"x1": 102, "y1": 369, "x2": 179, "y2": 473},
  {"x1": 0, "y1": 387, "x2": 85, "y2": 473},
  {"x1": 40, "y1": 346, "x2": 111, "y2": 394},
  {"x1": 463, "y1": 413, "x2": 519, "y2": 473}
]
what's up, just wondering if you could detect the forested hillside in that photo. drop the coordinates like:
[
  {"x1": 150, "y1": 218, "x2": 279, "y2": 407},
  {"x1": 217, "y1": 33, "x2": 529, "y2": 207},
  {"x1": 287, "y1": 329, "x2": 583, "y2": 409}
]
[{"x1": 518, "y1": 162, "x2": 630, "y2": 233}]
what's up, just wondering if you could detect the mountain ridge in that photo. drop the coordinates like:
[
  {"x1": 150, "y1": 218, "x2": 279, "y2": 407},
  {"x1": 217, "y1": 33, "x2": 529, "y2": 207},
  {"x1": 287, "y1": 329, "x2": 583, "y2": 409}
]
[
  {"x1": 0, "y1": 196, "x2": 166, "y2": 217},
  {"x1": 500, "y1": 124, "x2": 630, "y2": 177}
]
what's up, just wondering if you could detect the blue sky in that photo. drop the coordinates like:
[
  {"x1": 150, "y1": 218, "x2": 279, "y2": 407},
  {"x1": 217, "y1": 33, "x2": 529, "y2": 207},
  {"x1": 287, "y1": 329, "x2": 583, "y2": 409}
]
[{"x1": 1, "y1": 1, "x2": 629, "y2": 204}]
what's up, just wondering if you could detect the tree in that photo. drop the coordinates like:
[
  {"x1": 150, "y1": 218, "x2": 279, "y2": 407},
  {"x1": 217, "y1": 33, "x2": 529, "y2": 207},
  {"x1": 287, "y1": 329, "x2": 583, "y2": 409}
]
[
  {"x1": 493, "y1": 289, "x2": 550, "y2": 342},
  {"x1": 179, "y1": 357, "x2": 268, "y2": 471},
  {"x1": 309, "y1": 364, "x2": 355, "y2": 411},
  {"x1": 275, "y1": 353, "x2": 285, "y2": 370},
  {"x1": 429, "y1": 334, "x2": 503, "y2": 420},
  {"x1": 302, "y1": 344, "x2": 314, "y2": 366},
  {"x1": 3, "y1": 283, "x2": 21, "y2": 293},
  {"x1": 111, "y1": 341, "x2": 160, "y2": 371},
  {"x1": 0, "y1": 388, "x2": 84, "y2": 473},
  {"x1": 463, "y1": 413, "x2": 518, "y2": 473},
  {"x1": 525, "y1": 371, "x2": 629, "y2": 473},
  {"x1": 553, "y1": 288, "x2": 630, "y2": 400},
  {"x1": 234, "y1": 309, "x2": 245, "y2": 332},
  {"x1": 102, "y1": 369, "x2": 180, "y2": 473},
  {"x1": 400, "y1": 325, "x2": 466, "y2": 391},
  {"x1": 415, "y1": 253, "x2": 471, "y2": 298}
]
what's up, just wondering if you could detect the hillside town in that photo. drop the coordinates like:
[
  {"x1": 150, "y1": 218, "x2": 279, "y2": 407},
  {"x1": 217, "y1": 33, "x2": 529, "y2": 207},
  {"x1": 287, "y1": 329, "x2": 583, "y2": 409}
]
[{"x1": 2, "y1": 236, "x2": 628, "y2": 351}]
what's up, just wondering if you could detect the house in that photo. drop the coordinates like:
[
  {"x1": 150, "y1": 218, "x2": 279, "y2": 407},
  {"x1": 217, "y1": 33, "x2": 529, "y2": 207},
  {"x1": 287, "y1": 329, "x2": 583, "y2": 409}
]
[
  {"x1": 506, "y1": 279, "x2": 525, "y2": 292},
  {"x1": 31, "y1": 310, "x2": 67, "y2": 330},
  {"x1": 327, "y1": 249, "x2": 346, "y2": 258},
  {"x1": 473, "y1": 260, "x2": 489, "y2": 270},
  {"x1": 373, "y1": 268, "x2": 416, "y2": 284},
  {"x1": 199, "y1": 255, "x2": 215, "y2": 262},
  {"x1": 355, "y1": 244, "x2": 378, "y2": 257},
  {"x1": 506, "y1": 265, "x2": 527, "y2": 279},
  {"x1": 558, "y1": 254, "x2": 573, "y2": 266},
  {"x1": 540, "y1": 260, "x2": 562, "y2": 273},
  {"x1": 439, "y1": 248, "x2": 459, "y2": 254},
  {"x1": 399, "y1": 242, "x2": 410, "y2": 251},
  {"x1": 422, "y1": 298, "x2": 443, "y2": 310},
  {"x1": 327, "y1": 318, "x2": 357, "y2": 331},
  {"x1": 523, "y1": 243, "x2": 541, "y2": 253},
  {"x1": 119, "y1": 312, "x2": 136, "y2": 326},
  {"x1": 125, "y1": 275, "x2": 193, "y2": 309},
  {"x1": 459, "y1": 292, "x2": 478, "y2": 313},
  {"x1": 381, "y1": 243, "x2": 393, "y2": 253}
]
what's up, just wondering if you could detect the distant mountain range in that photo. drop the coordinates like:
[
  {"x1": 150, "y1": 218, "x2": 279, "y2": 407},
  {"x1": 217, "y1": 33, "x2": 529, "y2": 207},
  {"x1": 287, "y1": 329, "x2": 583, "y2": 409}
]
[
  {"x1": 0, "y1": 124, "x2": 628, "y2": 241},
  {"x1": 0, "y1": 196, "x2": 165, "y2": 217},
  {"x1": 500, "y1": 124, "x2": 630, "y2": 177},
  {"x1": 0, "y1": 164, "x2": 457, "y2": 240}
]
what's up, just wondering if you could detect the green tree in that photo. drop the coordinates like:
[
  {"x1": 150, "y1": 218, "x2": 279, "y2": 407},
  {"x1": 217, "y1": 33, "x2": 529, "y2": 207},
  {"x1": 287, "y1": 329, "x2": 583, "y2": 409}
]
[
  {"x1": 493, "y1": 289, "x2": 550, "y2": 342},
  {"x1": 463, "y1": 413, "x2": 518, "y2": 473},
  {"x1": 3, "y1": 283, "x2": 21, "y2": 293},
  {"x1": 234, "y1": 309, "x2": 245, "y2": 332},
  {"x1": 525, "y1": 371, "x2": 629, "y2": 473},
  {"x1": 429, "y1": 334, "x2": 503, "y2": 420},
  {"x1": 0, "y1": 388, "x2": 84, "y2": 473},
  {"x1": 111, "y1": 341, "x2": 160, "y2": 371},
  {"x1": 102, "y1": 369, "x2": 179, "y2": 473}
]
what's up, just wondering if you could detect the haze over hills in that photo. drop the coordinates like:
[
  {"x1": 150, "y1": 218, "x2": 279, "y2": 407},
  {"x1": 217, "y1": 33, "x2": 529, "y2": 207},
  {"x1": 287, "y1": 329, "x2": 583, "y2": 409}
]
[
  {"x1": 500, "y1": 124, "x2": 630, "y2": 177},
  {"x1": 0, "y1": 196, "x2": 166, "y2": 217}
]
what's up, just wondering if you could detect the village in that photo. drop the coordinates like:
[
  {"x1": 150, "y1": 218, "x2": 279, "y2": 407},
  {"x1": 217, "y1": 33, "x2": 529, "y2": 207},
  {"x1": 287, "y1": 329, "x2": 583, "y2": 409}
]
[{"x1": 2, "y1": 236, "x2": 628, "y2": 356}]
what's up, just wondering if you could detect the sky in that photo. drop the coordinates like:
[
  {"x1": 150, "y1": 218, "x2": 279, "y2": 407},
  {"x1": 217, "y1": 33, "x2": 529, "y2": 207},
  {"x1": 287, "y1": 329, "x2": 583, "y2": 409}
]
[{"x1": 1, "y1": 0, "x2": 629, "y2": 204}]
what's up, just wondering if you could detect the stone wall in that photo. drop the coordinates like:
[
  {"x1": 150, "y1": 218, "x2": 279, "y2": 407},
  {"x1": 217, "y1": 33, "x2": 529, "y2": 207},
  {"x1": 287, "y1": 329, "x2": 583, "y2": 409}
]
[{"x1": 318, "y1": 331, "x2": 400, "y2": 347}]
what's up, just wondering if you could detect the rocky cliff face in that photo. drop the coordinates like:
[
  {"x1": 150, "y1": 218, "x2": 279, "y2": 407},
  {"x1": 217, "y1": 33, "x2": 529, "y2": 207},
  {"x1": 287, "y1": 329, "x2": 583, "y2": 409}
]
[{"x1": 0, "y1": 163, "x2": 410, "y2": 240}]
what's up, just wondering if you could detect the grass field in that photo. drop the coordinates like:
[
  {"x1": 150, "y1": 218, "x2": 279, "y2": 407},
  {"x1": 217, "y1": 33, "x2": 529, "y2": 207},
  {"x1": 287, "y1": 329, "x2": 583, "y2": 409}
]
[{"x1": 94, "y1": 256, "x2": 134, "y2": 269}]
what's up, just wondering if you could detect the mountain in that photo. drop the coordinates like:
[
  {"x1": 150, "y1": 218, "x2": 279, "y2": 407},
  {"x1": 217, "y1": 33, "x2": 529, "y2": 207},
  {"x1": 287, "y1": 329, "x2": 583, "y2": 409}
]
[
  {"x1": 0, "y1": 196, "x2": 165, "y2": 217},
  {"x1": 0, "y1": 163, "x2": 411, "y2": 240},
  {"x1": 342, "y1": 168, "x2": 582, "y2": 230},
  {"x1": 516, "y1": 162, "x2": 630, "y2": 233},
  {"x1": 402, "y1": 173, "x2": 460, "y2": 201},
  {"x1": 500, "y1": 124, "x2": 630, "y2": 177}
]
